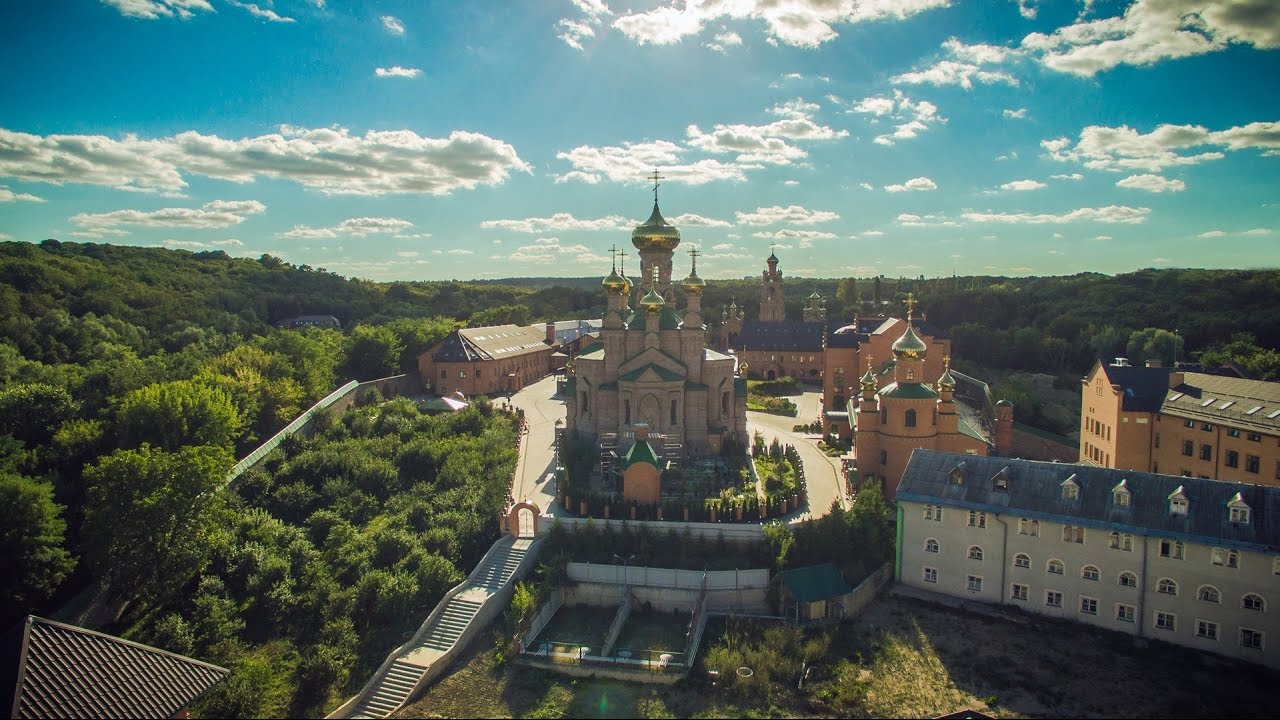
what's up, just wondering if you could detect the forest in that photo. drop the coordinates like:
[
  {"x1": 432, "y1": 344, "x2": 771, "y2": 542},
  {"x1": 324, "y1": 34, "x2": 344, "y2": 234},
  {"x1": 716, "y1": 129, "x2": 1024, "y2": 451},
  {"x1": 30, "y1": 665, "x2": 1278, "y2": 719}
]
[{"x1": 2, "y1": 239, "x2": 1278, "y2": 715}]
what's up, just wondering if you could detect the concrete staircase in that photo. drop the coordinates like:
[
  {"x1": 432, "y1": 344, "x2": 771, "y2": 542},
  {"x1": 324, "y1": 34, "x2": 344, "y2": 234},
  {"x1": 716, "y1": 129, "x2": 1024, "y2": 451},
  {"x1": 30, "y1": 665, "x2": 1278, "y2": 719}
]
[{"x1": 336, "y1": 537, "x2": 536, "y2": 719}]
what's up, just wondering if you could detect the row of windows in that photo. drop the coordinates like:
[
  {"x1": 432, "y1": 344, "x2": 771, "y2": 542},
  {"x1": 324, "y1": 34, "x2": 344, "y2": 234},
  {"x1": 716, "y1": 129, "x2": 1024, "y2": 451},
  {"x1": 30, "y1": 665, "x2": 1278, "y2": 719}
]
[{"x1": 1086, "y1": 417, "x2": 1111, "y2": 441}]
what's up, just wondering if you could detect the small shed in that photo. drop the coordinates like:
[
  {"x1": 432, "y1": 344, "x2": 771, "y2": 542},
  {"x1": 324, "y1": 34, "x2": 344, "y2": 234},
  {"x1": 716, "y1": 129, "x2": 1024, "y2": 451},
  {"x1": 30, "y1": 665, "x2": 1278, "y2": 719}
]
[{"x1": 778, "y1": 563, "x2": 852, "y2": 623}]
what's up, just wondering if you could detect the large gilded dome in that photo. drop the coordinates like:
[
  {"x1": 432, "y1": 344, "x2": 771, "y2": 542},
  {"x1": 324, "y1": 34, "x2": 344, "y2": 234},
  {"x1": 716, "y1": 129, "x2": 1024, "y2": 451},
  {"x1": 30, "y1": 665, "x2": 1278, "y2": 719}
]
[
  {"x1": 632, "y1": 202, "x2": 681, "y2": 252},
  {"x1": 892, "y1": 324, "x2": 927, "y2": 359},
  {"x1": 602, "y1": 267, "x2": 627, "y2": 294}
]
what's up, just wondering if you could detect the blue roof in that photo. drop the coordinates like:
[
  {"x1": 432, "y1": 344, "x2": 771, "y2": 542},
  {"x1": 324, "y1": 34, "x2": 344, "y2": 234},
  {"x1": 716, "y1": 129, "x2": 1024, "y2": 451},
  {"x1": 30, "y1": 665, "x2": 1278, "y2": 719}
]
[{"x1": 899, "y1": 450, "x2": 1280, "y2": 553}]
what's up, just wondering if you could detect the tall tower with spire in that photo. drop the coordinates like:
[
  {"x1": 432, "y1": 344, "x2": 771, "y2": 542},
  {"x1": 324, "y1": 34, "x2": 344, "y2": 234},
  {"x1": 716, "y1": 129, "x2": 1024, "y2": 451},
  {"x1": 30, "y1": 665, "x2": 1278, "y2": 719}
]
[
  {"x1": 632, "y1": 170, "x2": 680, "y2": 302},
  {"x1": 759, "y1": 247, "x2": 785, "y2": 321},
  {"x1": 566, "y1": 173, "x2": 747, "y2": 466}
]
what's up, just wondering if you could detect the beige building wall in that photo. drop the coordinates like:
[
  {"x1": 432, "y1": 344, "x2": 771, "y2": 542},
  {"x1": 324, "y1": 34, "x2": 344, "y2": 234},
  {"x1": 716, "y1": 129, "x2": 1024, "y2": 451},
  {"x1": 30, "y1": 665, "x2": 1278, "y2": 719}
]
[
  {"x1": 899, "y1": 499, "x2": 1280, "y2": 669},
  {"x1": 1079, "y1": 362, "x2": 1154, "y2": 471}
]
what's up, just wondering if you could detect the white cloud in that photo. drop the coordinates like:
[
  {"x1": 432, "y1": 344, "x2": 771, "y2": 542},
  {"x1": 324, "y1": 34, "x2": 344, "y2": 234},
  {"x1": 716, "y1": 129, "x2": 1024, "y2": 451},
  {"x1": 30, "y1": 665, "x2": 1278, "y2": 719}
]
[
  {"x1": 884, "y1": 177, "x2": 937, "y2": 192},
  {"x1": 396, "y1": 251, "x2": 419, "y2": 258},
  {"x1": 1198, "y1": 229, "x2": 1226, "y2": 238},
  {"x1": 1017, "y1": 0, "x2": 1038, "y2": 20},
  {"x1": 279, "y1": 217, "x2": 414, "y2": 238},
  {"x1": 1045, "y1": 120, "x2": 1280, "y2": 179},
  {"x1": 735, "y1": 205, "x2": 839, "y2": 226},
  {"x1": 611, "y1": 0, "x2": 950, "y2": 49},
  {"x1": 71, "y1": 199, "x2": 266, "y2": 236},
  {"x1": 1003, "y1": 108, "x2": 1028, "y2": 119},
  {"x1": 0, "y1": 125, "x2": 530, "y2": 196},
  {"x1": 712, "y1": 243, "x2": 736, "y2": 251},
  {"x1": 962, "y1": 205, "x2": 1151, "y2": 224},
  {"x1": 226, "y1": 0, "x2": 293, "y2": 22},
  {"x1": 0, "y1": 233, "x2": 9, "y2": 240},
  {"x1": 999, "y1": 179, "x2": 1047, "y2": 191},
  {"x1": 1021, "y1": 0, "x2": 1280, "y2": 76},
  {"x1": 669, "y1": 213, "x2": 732, "y2": 227},
  {"x1": 0, "y1": 186, "x2": 44, "y2": 203},
  {"x1": 554, "y1": 140, "x2": 754, "y2": 185},
  {"x1": 783, "y1": 179, "x2": 799, "y2": 186},
  {"x1": 858, "y1": 181, "x2": 874, "y2": 191},
  {"x1": 448, "y1": 248, "x2": 476, "y2": 255},
  {"x1": 892, "y1": 37, "x2": 1020, "y2": 89},
  {"x1": 481, "y1": 213, "x2": 629, "y2": 233},
  {"x1": 1243, "y1": 227, "x2": 1272, "y2": 235},
  {"x1": 375, "y1": 66, "x2": 422, "y2": 78},
  {"x1": 557, "y1": 19, "x2": 597, "y2": 49},
  {"x1": 381, "y1": 15, "x2": 406, "y2": 35},
  {"x1": 1115, "y1": 174, "x2": 1186, "y2": 192},
  {"x1": 897, "y1": 213, "x2": 957, "y2": 227},
  {"x1": 99, "y1": 0, "x2": 212, "y2": 20},
  {"x1": 393, "y1": 232, "x2": 434, "y2": 240},
  {"x1": 704, "y1": 30, "x2": 743, "y2": 53},
  {"x1": 861, "y1": 230, "x2": 885, "y2": 237},
  {"x1": 212, "y1": 238, "x2": 243, "y2": 246},
  {"x1": 161, "y1": 239, "x2": 211, "y2": 249},
  {"x1": 686, "y1": 101, "x2": 847, "y2": 165},
  {"x1": 847, "y1": 90, "x2": 945, "y2": 146},
  {"x1": 751, "y1": 229, "x2": 837, "y2": 240},
  {"x1": 1050, "y1": 173, "x2": 1084, "y2": 180},
  {"x1": 508, "y1": 237, "x2": 607, "y2": 265}
]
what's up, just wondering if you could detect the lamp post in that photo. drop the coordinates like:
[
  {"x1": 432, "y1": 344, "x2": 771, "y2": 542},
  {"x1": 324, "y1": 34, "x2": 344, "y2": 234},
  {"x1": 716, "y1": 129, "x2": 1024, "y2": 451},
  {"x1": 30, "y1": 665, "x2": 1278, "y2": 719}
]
[{"x1": 612, "y1": 553, "x2": 635, "y2": 597}]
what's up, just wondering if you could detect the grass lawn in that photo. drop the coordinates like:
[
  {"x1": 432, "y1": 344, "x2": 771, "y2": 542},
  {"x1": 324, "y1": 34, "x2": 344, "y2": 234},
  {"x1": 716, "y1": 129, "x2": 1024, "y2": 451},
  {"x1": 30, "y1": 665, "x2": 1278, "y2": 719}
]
[{"x1": 395, "y1": 593, "x2": 1280, "y2": 719}]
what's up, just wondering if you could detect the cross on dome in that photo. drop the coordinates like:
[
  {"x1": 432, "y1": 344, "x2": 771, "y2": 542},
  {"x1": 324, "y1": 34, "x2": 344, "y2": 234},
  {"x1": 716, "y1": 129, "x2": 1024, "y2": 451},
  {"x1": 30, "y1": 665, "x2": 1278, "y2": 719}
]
[{"x1": 649, "y1": 169, "x2": 664, "y2": 204}]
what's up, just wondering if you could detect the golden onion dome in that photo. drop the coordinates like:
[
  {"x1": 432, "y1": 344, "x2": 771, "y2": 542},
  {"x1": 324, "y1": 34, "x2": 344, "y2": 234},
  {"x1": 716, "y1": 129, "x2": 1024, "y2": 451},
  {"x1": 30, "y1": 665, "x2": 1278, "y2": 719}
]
[
  {"x1": 938, "y1": 363, "x2": 956, "y2": 389},
  {"x1": 639, "y1": 285, "x2": 666, "y2": 313},
  {"x1": 681, "y1": 272, "x2": 706, "y2": 295},
  {"x1": 860, "y1": 363, "x2": 878, "y2": 390},
  {"x1": 892, "y1": 324, "x2": 928, "y2": 359},
  {"x1": 632, "y1": 202, "x2": 681, "y2": 252},
  {"x1": 602, "y1": 267, "x2": 627, "y2": 294}
]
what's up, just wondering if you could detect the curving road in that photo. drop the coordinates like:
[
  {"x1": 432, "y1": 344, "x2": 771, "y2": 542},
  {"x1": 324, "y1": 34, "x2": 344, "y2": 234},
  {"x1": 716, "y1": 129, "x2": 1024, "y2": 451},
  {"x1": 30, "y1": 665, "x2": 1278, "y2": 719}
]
[{"x1": 745, "y1": 390, "x2": 849, "y2": 518}]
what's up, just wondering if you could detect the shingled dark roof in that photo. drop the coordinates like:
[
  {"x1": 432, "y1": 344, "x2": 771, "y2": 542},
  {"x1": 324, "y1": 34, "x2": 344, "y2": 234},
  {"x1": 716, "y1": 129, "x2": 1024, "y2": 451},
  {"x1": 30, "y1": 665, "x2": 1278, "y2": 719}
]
[
  {"x1": 10, "y1": 616, "x2": 229, "y2": 720},
  {"x1": 1098, "y1": 362, "x2": 1173, "y2": 412},
  {"x1": 899, "y1": 450, "x2": 1280, "y2": 553}
]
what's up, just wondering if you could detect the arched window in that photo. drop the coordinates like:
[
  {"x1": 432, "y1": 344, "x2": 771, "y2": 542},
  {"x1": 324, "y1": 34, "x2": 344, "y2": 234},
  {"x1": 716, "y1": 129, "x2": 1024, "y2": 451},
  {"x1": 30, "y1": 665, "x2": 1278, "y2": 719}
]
[
  {"x1": 1047, "y1": 559, "x2": 1064, "y2": 575},
  {"x1": 670, "y1": 399, "x2": 678, "y2": 425},
  {"x1": 624, "y1": 399, "x2": 631, "y2": 425},
  {"x1": 1243, "y1": 593, "x2": 1266, "y2": 611},
  {"x1": 1158, "y1": 578, "x2": 1178, "y2": 595},
  {"x1": 1119, "y1": 571, "x2": 1138, "y2": 588},
  {"x1": 925, "y1": 538, "x2": 939, "y2": 553},
  {"x1": 1121, "y1": 534, "x2": 1133, "y2": 551},
  {"x1": 1082, "y1": 565, "x2": 1100, "y2": 581},
  {"x1": 905, "y1": 409, "x2": 917, "y2": 427},
  {"x1": 581, "y1": 391, "x2": 589, "y2": 414},
  {"x1": 968, "y1": 545, "x2": 984, "y2": 561},
  {"x1": 1013, "y1": 553, "x2": 1030, "y2": 569},
  {"x1": 1198, "y1": 585, "x2": 1221, "y2": 603},
  {"x1": 1108, "y1": 531, "x2": 1121, "y2": 549},
  {"x1": 721, "y1": 391, "x2": 729, "y2": 415}
]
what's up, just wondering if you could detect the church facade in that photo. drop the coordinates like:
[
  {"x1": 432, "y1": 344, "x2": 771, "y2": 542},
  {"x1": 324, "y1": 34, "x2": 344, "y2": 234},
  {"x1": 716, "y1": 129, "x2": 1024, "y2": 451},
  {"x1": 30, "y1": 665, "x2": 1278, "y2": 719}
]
[{"x1": 564, "y1": 197, "x2": 748, "y2": 458}]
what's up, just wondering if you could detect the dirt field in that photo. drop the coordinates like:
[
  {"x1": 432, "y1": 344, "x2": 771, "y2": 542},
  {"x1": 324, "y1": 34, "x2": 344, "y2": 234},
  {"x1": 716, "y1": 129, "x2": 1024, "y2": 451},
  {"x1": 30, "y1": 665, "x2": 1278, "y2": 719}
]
[{"x1": 394, "y1": 592, "x2": 1280, "y2": 719}]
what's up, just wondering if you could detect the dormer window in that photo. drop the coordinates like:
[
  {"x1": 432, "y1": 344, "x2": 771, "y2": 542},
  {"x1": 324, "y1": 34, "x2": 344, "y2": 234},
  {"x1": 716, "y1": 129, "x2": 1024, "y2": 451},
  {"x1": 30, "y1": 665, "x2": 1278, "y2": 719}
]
[
  {"x1": 1228, "y1": 492, "x2": 1251, "y2": 525},
  {"x1": 993, "y1": 467, "x2": 1009, "y2": 492},
  {"x1": 1168, "y1": 486, "x2": 1189, "y2": 516},
  {"x1": 1112, "y1": 479, "x2": 1131, "y2": 508},
  {"x1": 950, "y1": 462, "x2": 966, "y2": 486},
  {"x1": 1061, "y1": 475, "x2": 1080, "y2": 501}
]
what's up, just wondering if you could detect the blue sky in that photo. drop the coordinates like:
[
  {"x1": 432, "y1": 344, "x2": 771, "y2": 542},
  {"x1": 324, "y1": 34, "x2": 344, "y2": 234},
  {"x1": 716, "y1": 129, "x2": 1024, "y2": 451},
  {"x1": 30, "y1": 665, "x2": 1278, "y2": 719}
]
[{"x1": 1, "y1": 0, "x2": 1278, "y2": 281}]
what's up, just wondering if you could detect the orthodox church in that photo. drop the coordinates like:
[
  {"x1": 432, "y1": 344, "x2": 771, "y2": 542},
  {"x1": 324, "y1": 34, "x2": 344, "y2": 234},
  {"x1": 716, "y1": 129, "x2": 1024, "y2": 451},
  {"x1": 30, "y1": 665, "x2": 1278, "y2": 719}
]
[{"x1": 564, "y1": 191, "x2": 748, "y2": 461}]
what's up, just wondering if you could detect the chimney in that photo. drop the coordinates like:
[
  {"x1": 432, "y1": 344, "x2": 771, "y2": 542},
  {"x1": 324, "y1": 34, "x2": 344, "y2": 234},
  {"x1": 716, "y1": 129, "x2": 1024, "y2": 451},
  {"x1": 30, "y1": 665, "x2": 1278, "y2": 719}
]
[
  {"x1": 545, "y1": 321, "x2": 556, "y2": 345},
  {"x1": 1145, "y1": 359, "x2": 1163, "y2": 368},
  {"x1": 1168, "y1": 371, "x2": 1184, "y2": 389},
  {"x1": 1112, "y1": 357, "x2": 1130, "y2": 367}
]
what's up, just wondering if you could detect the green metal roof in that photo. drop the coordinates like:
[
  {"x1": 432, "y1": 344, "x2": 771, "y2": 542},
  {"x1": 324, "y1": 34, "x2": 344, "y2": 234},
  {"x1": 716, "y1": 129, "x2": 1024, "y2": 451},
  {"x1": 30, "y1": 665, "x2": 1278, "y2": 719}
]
[
  {"x1": 734, "y1": 377, "x2": 748, "y2": 398},
  {"x1": 619, "y1": 363, "x2": 684, "y2": 382},
  {"x1": 957, "y1": 415, "x2": 989, "y2": 444},
  {"x1": 660, "y1": 306, "x2": 682, "y2": 330},
  {"x1": 879, "y1": 381, "x2": 939, "y2": 400},
  {"x1": 623, "y1": 439, "x2": 661, "y2": 469},
  {"x1": 779, "y1": 563, "x2": 851, "y2": 603},
  {"x1": 564, "y1": 377, "x2": 576, "y2": 395},
  {"x1": 824, "y1": 410, "x2": 850, "y2": 420}
]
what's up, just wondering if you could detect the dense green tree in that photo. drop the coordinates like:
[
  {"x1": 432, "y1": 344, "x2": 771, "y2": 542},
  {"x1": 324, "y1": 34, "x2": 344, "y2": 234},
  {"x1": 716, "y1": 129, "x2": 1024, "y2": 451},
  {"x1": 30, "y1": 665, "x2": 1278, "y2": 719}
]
[
  {"x1": 0, "y1": 382, "x2": 78, "y2": 446},
  {"x1": 82, "y1": 444, "x2": 233, "y2": 602},
  {"x1": 468, "y1": 303, "x2": 532, "y2": 328},
  {"x1": 115, "y1": 379, "x2": 243, "y2": 452},
  {"x1": 0, "y1": 472, "x2": 76, "y2": 619},
  {"x1": 1197, "y1": 332, "x2": 1280, "y2": 380},
  {"x1": 1126, "y1": 327, "x2": 1184, "y2": 367},
  {"x1": 340, "y1": 324, "x2": 404, "y2": 381}
]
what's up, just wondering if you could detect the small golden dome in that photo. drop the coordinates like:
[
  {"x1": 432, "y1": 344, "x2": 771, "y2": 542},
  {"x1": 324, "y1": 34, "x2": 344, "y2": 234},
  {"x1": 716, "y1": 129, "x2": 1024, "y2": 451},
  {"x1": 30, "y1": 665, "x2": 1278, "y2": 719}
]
[
  {"x1": 681, "y1": 272, "x2": 706, "y2": 295},
  {"x1": 938, "y1": 361, "x2": 956, "y2": 389},
  {"x1": 860, "y1": 362, "x2": 877, "y2": 390},
  {"x1": 602, "y1": 268, "x2": 626, "y2": 294},
  {"x1": 639, "y1": 286, "x2": 666, "y2": 313},
  {"x1": 632, "y1": 202, "x2": 681, "y2": 252}
]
